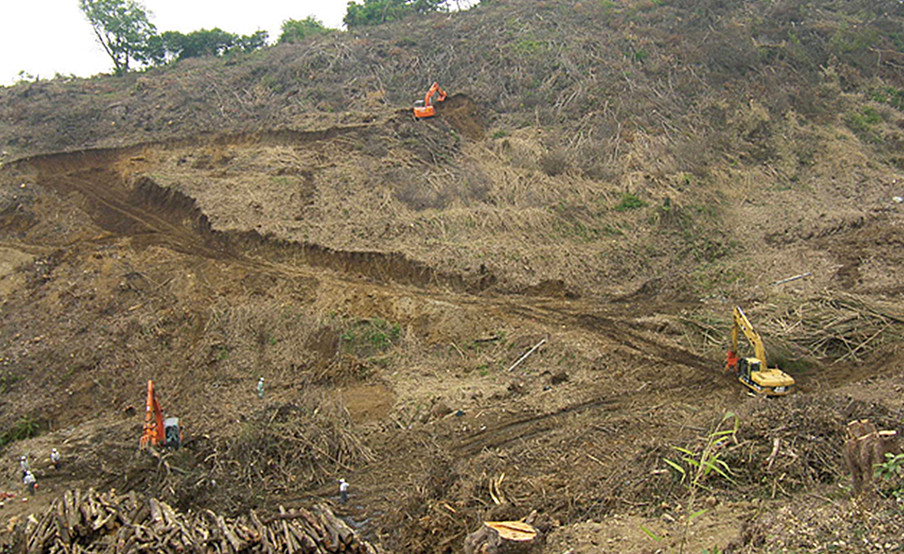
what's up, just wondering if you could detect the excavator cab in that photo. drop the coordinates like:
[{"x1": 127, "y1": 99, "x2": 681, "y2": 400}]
[
  {"x1": 164, "y1": 417, "x2": 182, "y2": 449},
  {"x1": 413, "y1": 82, "x2": 448, "y2": 118},
  {"x1": 734, "y1": 356, "x2": 793, "y2": 395},
  {"x1": 737, "y1": 357, "x2": 758, "y2": 382}
]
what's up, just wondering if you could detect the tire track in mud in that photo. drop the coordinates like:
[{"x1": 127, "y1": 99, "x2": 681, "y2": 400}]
[
  {"x1": 24, "y1": 136, "x2": 506, "y2": 295},
  {"x1": 48, "y1": 159, "x2": 715, "y2": 377},
  {"x1": 453, "y1": 396, "x2": 620, "y2": 456},
  {"x1": 23, "y1": 136, "x2": 721, "y2": 381},
  {"x1": 501, "y1": 302, "x2": 714, "y2": 371},
  {"x1": 13, "y1": 135, "x2": 818, "y2": 479},
  {"x1": 59, "y1": 169, "x2": 229, "y2": 260},
  {"x1": 19, "y1": 135, "x2": 743, "y2": 395}
]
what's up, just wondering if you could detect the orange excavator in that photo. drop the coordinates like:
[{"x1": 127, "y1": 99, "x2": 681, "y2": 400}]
[
  {"x1": 140, "y1": 380, "x2": 182, "y2": 449},
  {"x1": 413, "y1": 82, "x2": 448, "y2": 118}
]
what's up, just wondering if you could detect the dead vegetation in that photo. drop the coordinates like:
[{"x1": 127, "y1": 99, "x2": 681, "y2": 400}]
[
  {"x1": 220, "y1": 397, "x2": 375, "y2": 494},
  {"x1": 2, "y1": 488, "x2": 377, "y2": 553},
  {"x1": 675, "y1": 290, "x2": 904, "y2": 376},
  {"x1": 0, "y1": 0, "x2": 904, "y2": 553},
  {"x1": 771, "y1": 292, "x2": 904, "y2": 364}
]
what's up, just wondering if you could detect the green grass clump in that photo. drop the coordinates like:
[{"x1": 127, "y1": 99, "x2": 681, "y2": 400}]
[
  {"x1": 614, "y1": 193, "x2": 647, "y2": 212},
  {"x1": 0, "y1": 416, "x2": 41, "y2": 447},
  {"x1": 341, "y1": 317, "x2": 402, "y2": 357}
]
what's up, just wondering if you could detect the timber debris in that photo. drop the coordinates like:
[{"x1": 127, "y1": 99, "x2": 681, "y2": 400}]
[{"x1": 2, "y1": 488, "x2": 379, "y2": 553}]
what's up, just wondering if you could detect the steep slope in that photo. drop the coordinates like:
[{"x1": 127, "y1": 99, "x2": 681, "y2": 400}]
[
  {"x1": 4, "y1": 0, "x2": 904, "y2": 299},
  {"x1": 1, "y1": 1, "x2": 904, "y2": 552}
]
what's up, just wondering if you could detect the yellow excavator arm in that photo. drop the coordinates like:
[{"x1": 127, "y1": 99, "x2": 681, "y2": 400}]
[
  {"x1": 726, "y1": 306, "x2": 795, "y2": 396},
  {"x1": 730, "y1": 306, "x2": 767, "y2": 366}
]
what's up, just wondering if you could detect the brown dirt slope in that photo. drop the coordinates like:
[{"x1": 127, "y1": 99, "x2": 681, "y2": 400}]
[{"x1": 0, "y1": 1, "x2": 903, "y2": 552}]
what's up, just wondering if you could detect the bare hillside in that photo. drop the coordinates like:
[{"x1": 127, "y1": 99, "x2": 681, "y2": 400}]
[{"x1": 1, "y1": 1, "x2": 904, "y2": 552}]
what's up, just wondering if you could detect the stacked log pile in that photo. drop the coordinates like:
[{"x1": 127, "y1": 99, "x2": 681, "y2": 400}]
[{"x1": 4, "y1": 488, "x2": 379, "y2": 553}]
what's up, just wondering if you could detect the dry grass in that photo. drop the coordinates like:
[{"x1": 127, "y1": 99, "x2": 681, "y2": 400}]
[{"x1": 769, "y1": 291, "x2": 904, "y2": 363}]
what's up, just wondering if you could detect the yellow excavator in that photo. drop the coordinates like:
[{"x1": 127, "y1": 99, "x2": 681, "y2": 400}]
[{"x1": 726, "y1": 306, "x2": 795, "y2": 396}]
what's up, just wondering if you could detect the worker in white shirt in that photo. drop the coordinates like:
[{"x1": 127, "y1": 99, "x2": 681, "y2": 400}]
[
  {"x1": 23, "y1": 471, "x2": 36, "y2": 494},
  {"x1": 339, "y1": 478, "x2": 349, "y2": 504}
]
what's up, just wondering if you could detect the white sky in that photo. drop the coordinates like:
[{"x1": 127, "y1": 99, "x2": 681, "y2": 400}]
[{"x1": 0, "y1": 0, "x2": 349, "y2": 86}]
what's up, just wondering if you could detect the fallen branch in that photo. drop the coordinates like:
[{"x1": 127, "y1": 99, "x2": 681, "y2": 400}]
[
  {"x1": 765, "y1": 437, "x2": 780, "y2": 472},
  {"x1": 507, "y1": 338, "x2": 547, "y2": 372},
  {"x1": 768, "y1": 272, "x2": 811, "y2": 286}
]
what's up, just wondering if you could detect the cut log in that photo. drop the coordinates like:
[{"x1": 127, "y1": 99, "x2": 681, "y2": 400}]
[{"x1": 4, "y1": 489, "x2": 379, "y2": 554}]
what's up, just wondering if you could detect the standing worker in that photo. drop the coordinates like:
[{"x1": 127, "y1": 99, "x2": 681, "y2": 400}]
[
  {"x1": 339, "y1": 478, "x2": 349, "y2": 505},
  {"x1": 18, "y1": 455, "x2": 29, "y2": 479},
  {"x1": 257, "y1": 377, "x2": 265, "y2": 399},
  {"x1": 23, "y1": 471, "x2": 36, "y2": 495},
  {"x1": 50, "y1": 449, "x2": 60, "y2": 469}
]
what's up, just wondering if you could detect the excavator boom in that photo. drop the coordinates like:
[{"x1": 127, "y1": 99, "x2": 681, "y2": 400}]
[
  {"x1": 413, "y1": 82, "x2": 448, "y2": 118},
  {"x1": 726, "y1": 306, "x2": 795, "y2": 396},
  {"x1": 730, "y1": 306, "x2": 768, "y2": 366},
  {"x1": 140, "y1": 380, "x2": 182, "y2": 448},
  {"x1": 140, "y1": 380, "x2": 165, "y2": 448}
]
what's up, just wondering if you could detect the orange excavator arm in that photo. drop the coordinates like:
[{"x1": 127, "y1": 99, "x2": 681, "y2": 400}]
[
  {"x1": 140, "y1": 380, "x2": 165, "y2": 448},
  {"x1": 413, "y1": 82, "x2": 448, "y2": 118}
]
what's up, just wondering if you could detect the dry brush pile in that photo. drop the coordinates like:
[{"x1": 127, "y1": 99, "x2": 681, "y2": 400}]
[
  {"x1": 675, "y1": 290, "x2": 904, "y2": 369},
  {"x1": 219, "y1": 398, "x2": 375, "y2": 493},
  {"x1": 662, "y1": 393, "x2": 902, "y2": 503},
  {"x1": 768, "y1": 291, "x2": 904, "y2": 364}
]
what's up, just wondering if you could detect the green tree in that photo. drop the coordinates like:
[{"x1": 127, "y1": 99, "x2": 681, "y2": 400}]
[
  {"x1": 235, "y1": 30, "x2": 269, "y2": 53},
  {"x1": 278, "y1": 16, "x2": 331, "y2": 43},
  {"x1": 162, "y1": 29, "x2": 237, "y2": 60},
  {"x1": 78, "y1": 0, "x2": 160, "y2": 74},
  {"x1": 161, "y1": 29, "x2": 269, "y2": 61},
  {"x1": 344, "y1": 0, "x2": 447, "y2": 28}
]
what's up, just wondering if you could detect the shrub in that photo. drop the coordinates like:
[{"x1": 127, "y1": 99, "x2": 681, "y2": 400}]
[
  {"x1": 614, "y1": 193, "x2": 647, "y2": 211},
  {"x1": 875, "y1": 452, "x2": 904, "y2": 503},
  {"x1": 539, "y1": 149, "x2": 569, "y2": 176},
  {"x1": 344, "y1": 0, "x2": 446, "y2": 28},
  {"x1": 341, "y1": 318, "x2": 402, "y2": 357},
  {"x1": 0, "y1": 416, "x2": 41, "y2": 447},
  {"x1": 278, "y1": 17, "x2": 331, "y2": 44},
  {"x1": 845, "y1": 107, "x2": 883, "y2": 143}
]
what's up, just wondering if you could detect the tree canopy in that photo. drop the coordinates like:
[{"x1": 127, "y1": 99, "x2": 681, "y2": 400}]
[
  {"x1": 344, "y1": 0, "x2": 447, "y2": 28},
  {"x1": 161, "y1": 29, "x2": 269, "y2": 61},
  {"x1": 278, "y1": 17, "x2": 331, "y2": 44},
  {"x1": 79, "y1": 0, "x2": 270, "y2": 74},
  {"x1": 80, "y1": 0, "x2": 466, "y2": 75},
  {"x1": 78, "y1": 0, "x2": 159, "y2": 74}
]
